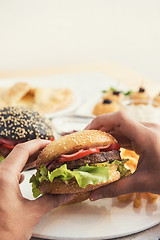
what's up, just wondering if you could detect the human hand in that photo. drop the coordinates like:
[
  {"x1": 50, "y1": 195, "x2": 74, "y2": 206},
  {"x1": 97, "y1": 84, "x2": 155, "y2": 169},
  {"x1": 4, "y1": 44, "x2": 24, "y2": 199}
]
[
  {"x1": 0, "y1": 140, "x2": 74, "y2": 240},
  {"x1": 85, "y1": 111, "x2": 160, "y2": 200}
]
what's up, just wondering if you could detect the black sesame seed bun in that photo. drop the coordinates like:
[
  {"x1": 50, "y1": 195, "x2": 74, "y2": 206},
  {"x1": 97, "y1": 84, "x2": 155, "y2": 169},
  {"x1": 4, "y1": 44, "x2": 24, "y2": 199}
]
[{"x1": 0, "y1": 106, "x2": 53, "y2": 141}]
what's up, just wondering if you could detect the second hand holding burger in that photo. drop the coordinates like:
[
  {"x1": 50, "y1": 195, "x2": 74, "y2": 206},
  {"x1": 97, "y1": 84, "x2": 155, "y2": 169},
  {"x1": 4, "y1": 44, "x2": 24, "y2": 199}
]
[{"x1": 30, "y1": 130, "x2": 130, "y2": 203}]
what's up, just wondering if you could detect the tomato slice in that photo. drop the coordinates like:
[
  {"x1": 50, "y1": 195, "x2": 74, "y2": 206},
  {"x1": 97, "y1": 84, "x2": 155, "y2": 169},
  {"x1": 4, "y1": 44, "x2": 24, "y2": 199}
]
[
  {"x1": 0, "y1": 138, "x2": 18, "y2": 145},
  {"x1": 58, "y1": 143, "x2": 120, "y2": 162},
  {"x1": 1, "y1": 143, "x2": 15, "y2": 149},
  {"x1": 58, "y1": 148, "x2": 100, "y2": 162},
  {"x1": 0, "y1": 137, "x2": 54, "y2": 150},
  {"x1": 49, "y1": 137, "x2": 55, "y2": 141},
  {"x1": 0, "y1": 138, "x2": 19, "y2": 149},
  {"x1": 99, "y1": 143, "x2": 120, "y2": 152}
]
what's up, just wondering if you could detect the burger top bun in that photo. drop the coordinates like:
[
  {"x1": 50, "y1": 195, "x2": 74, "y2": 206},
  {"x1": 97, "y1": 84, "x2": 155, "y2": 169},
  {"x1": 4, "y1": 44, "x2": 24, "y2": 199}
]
[{"x1": 37, "y1": 130, "x2": 117, "y2": 167}]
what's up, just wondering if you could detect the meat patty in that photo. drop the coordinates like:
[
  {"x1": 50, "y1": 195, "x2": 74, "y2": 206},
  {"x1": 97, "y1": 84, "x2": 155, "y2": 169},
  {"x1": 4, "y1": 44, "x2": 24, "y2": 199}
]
[{"x1": 47, "y1": 150, "x2": 121, "y2": 171}]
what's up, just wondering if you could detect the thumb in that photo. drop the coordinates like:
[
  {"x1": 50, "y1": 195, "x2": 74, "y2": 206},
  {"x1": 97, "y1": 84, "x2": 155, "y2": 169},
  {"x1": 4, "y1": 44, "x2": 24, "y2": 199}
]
[
  {"x1": 31, "y1": 193, "x2": 75, "y2": 217},
  {"x1": 90, "y1": 173, "x2": 141, "y2": 201}
]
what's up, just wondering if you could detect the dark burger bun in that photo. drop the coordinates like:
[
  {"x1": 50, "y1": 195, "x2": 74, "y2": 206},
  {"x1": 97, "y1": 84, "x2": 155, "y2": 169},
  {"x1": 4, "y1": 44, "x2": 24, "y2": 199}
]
[
  {"x1": 37, "y1": 130, "x2": 117, "y2": 168},
  {"x1": 0, "y1": 106, "x2": 53, "y2": 141}
]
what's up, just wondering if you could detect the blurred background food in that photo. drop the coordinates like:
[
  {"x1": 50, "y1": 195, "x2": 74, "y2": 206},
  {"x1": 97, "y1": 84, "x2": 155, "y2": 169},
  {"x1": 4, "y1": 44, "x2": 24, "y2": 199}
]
[
  {"x1": 92, "y1": 99, "x2": 121, "y2": 116},
  {"x1": 92, "y1": 87, "x2": 125, "y2": 116},
  {"x1": 153, "y1": 93, "x2": 160, "y2": 107},
  {"x1": 0, "y1": 82, "x2": 73, "y2": 114},
  {"x1": 92, "y1": 86, "x2": 160, "y2": 124},
  {"x1": 130, "y1": 87, "x2": 150, "y2": 105}
]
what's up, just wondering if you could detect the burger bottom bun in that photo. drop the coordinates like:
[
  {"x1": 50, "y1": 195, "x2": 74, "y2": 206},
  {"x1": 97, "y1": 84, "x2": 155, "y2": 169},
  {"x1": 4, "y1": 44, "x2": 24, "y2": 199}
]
[
  {"x1": 66, "y1": 191, "x2": 90, "y2": 204},
  {"x1": 39, "y1": 164, "x2": 120, "y2": 203}
]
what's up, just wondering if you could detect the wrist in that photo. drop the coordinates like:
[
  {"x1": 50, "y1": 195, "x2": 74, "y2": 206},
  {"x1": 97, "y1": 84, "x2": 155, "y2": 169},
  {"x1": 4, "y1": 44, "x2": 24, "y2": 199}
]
[
  {"x1": 0, "y1": 229, "x2": 31, "y2": 240},
  {"x1": 0, "y1": 224, "x2": 31, "y2": 240},
  {"x1": 0, "y1": 231, "x2": 14, "y2": 240}
]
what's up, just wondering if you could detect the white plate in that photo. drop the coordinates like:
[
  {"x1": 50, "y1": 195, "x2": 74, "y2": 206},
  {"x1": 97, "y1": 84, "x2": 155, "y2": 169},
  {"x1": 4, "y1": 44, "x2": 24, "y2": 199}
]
[
  {"x1": 76, "y1": 95, "x2": 103, "y2": 117},
  {"x1": 45, "y1": 96, "x2": 81, "y2": 118},
  {"x1": 21, "y1": 170, "x2": 160, "y2": 240},
  {"x1": 51, "y1": 116, "x2": 93, "y2": 137}
]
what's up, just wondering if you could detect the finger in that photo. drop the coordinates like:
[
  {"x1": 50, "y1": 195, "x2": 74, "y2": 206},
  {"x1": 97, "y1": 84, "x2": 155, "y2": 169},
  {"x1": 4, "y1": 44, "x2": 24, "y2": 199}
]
[
  {"x1": 4, "y1": 139, "x2": 50, "y2": 173},
  {"x1": 85, "y1": 112, "x2": 147, "y2": 146},
  {"x1": 26, "y1": 151, "x2": 42, "y2": 164},
  {"x1": 22, "y1": 150, "x2": 43, "y2": 171},
  {"x1": 90, "y1": 172, "x2": 143, "y2": 201},
  {"x1": 31, "y1": 194, "x2": 75, "y2": 217},
  {"x1": 140, "y1": 122, "x2": 160, "y2": 132},
  {"x1": 85, "y1": 115, "x2": 104, "y2": 130},
  {"x1": 109, "y1": 131, "x2": 131, "y2": 148}
]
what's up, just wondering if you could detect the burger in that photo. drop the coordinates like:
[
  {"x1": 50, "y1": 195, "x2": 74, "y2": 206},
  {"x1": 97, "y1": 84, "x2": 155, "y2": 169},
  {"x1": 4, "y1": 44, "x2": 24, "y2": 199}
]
[
  {"x1": 0, "y1": 106, "x2": 54, "y2": 161},
  {"x1": 30, "y1": 130, "x2": 130, "y2": 203}
]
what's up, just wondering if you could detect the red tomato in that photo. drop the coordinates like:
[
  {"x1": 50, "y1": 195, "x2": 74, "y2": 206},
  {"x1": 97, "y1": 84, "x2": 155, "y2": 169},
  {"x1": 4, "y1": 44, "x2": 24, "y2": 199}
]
[
  {"x1": 1, "y1": 143, "x2": 15, "y2": 149},
  {"x1": 96, "y1": 143, "x2": 120, "y2": 152},
  {"x1": 0, "y1": 138, "x2": 19, "y2": 149},
  {"x1": 58, "y1": 143, "x2": 120, "y2": 162},
  {"x1": 49, "y1": 137, "x2": 55, "y2": 141},
  {"x1": 58, "y1": 148, "x2": 100, "y2": 162},
  {"x1": 104, "y1": 143, "x2": 120, "y2": 151},
  {"x1": 0, "y1": 137, "x2": 54, "y2": 150}
]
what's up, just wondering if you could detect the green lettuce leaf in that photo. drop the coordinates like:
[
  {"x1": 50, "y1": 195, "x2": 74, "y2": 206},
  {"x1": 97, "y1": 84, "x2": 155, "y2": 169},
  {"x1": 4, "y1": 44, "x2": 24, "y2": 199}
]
[
  {"x1": 0, "y1": 156, "x2": 5, "y2": 162},
  {"x1": 30, "y1": 160, "x2": 130, "y2": 198},
  {"x1": 73, "y1": 165, "x2": 110, "y2": 188},
  {"x1": 30, "y1": 171, "x2": 41, "y2": 198},
  {"x1": 48, "y1": 164, "x2": 74, "y2": 182}
]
